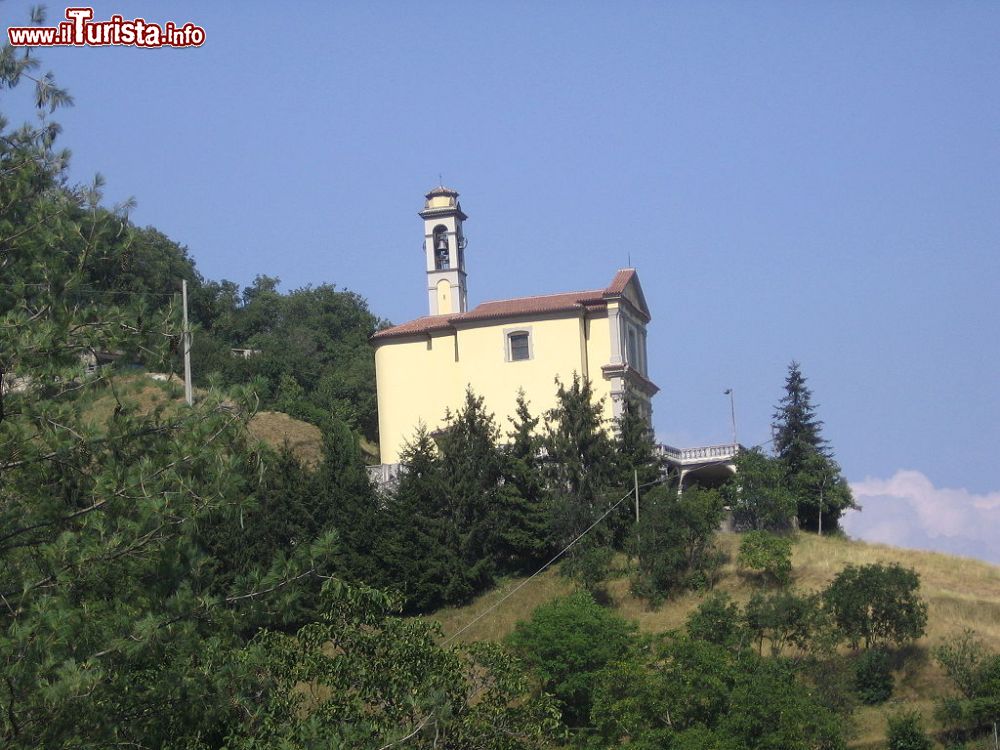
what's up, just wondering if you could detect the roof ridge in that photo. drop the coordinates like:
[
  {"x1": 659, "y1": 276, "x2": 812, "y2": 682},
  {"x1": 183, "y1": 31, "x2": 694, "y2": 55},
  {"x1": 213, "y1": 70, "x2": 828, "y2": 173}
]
[{"x1": 475, "y1": 288, "x2": 604, "y2": 306}]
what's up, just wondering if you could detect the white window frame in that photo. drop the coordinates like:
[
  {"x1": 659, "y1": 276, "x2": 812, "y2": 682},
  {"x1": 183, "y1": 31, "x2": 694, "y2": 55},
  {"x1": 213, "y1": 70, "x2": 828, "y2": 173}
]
[{"x1": 504, "y1": 327, "x2": 533, "y2": 362}]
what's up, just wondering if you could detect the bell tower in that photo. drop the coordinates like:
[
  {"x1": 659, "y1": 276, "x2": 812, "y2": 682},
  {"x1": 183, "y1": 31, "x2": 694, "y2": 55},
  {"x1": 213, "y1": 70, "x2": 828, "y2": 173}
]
[{"x1": 419, "y1": 185, "x2": 468, "y2": 315}]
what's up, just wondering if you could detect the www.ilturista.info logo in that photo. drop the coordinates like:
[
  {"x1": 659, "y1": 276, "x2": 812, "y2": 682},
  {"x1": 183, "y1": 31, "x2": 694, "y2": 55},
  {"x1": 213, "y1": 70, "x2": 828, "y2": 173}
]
[{"x1": 7, "y1": 7, "x2": 205, "y2": 48}]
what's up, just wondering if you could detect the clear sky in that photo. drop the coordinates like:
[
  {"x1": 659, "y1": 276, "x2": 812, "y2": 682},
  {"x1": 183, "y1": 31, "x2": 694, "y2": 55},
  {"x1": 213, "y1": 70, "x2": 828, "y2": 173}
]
[{"x1": 5, "y1": 2, "x2": 999, "y2": 561}]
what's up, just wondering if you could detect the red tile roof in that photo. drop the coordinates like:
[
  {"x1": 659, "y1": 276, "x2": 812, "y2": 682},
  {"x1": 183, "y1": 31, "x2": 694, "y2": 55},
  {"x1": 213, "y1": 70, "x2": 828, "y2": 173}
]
[{"x1": 372, "y1": 269, "x2": 642, "y2": 341}]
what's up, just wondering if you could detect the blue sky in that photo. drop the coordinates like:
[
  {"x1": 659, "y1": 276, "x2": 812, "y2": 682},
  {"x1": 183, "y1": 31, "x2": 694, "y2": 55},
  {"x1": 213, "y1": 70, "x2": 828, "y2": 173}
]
[{"x1": 5, "y1": 2, "x2": 999, "y2": 561}]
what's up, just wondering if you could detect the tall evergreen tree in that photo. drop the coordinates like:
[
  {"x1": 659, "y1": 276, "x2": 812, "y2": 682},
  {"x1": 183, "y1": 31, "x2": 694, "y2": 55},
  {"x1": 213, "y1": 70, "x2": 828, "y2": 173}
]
[
  {"x1": 543, "y1": 375, "x2": 621, "y2": 589},
  {"x1": 772, "y1": 362, "x2": 854, "y2": 532},
  {"x1": 499, "y1": 391, "x2": 554, "y2": 571},
  {"x1": 376, "y1": 429, "x2": 468, "y2": 612}
]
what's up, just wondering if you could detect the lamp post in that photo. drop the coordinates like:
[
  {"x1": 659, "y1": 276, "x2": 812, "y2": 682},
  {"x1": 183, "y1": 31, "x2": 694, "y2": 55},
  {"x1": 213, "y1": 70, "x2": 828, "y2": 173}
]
[{"x1": 724, "y1": 388, "x2": 737, "y2": 447}]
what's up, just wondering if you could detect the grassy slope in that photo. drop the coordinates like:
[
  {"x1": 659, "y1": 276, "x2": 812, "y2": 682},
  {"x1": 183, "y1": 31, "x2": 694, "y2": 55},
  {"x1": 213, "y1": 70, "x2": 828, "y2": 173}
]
[
  {"x1": 428, "y1": 532, "x2": 1000, "y2": 748},
  {"x1": 81, "y1": 374, "x2": 324, "y2": 468}
]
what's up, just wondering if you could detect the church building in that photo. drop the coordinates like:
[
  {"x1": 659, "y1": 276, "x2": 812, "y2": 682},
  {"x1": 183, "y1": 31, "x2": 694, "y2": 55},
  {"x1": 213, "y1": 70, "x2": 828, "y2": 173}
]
[{"x1": 372, "y1": 186, "x2": 659, "y2": 465}]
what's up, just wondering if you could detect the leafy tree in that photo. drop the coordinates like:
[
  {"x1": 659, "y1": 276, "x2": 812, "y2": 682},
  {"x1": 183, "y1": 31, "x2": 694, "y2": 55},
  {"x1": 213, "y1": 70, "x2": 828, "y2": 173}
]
[
  {"x1": 633, "y1": 484, "x2": 725, "y2": 600},
  {"x1": 823, "y1": 563, "x2": 928, "y2": 650},
  {"x1": 855, "y1": 648, "x2": 894, "y2": 704},
  {"x1": 720, "y1": 658, "x2": 846, "y2": 750},
  {"x1": 723, "y1": 447, "x2": 796, "y2": 531},
  {"x1": 738, "y1": 530, "x2": 793, "y2": 585},
  {"x1": 934, "y1": 630, "x2": 1000, "y2": 738},
  {"x1": 223, "y1": 582, "x2": 561, "y2": 750},
  {"x1": 772, "y1": 362, "x2": 855, "y2": 532},
  {"x1": 686, "y1": 592, "x2": 747, "y2": 650},
  {"x1": 0, "y1": 51, "x2": 338, "y2": 743},
  {"x1": 744, "y1": 589, "x2": 831, "y2": 657},
  {"x1": 508, "y1": 591, "x2": 636, "y2": 727},
  {"x1": 886, "y1": 711, "x2": 933, "y2": 750},
  {"x1": 591, "y1": 631, "x2": 847, "y2": 750}
]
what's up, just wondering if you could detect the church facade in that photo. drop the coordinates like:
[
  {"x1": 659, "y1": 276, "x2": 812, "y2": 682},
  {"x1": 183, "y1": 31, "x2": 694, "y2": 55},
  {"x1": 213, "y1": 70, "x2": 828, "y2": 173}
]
[{"x1": 371, "y1": 186, "x2": 659, "y2": 465}]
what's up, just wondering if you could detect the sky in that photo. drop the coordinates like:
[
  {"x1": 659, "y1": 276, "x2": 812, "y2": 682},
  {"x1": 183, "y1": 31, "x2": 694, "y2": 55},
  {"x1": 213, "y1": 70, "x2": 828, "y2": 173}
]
[{"x1": 4, "y1": 2, "x2": 998, "y2": 564}]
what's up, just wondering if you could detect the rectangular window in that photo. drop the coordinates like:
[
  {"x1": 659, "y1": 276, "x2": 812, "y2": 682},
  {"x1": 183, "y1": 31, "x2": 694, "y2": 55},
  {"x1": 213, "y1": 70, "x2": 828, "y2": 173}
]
[{"x1": 509, "y1": 332, "x2": 530, "y2": 361}]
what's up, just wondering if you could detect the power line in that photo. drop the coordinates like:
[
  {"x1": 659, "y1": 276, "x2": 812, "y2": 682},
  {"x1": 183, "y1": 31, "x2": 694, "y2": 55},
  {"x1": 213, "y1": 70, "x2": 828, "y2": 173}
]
[{"x1": 441, "y1": 476, "x2": 667, "y2": 646}]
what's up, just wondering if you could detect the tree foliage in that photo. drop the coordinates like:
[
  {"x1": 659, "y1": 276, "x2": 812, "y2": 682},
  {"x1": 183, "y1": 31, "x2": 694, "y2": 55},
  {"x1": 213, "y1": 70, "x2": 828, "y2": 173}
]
[
  {"x1": 508, "y1": 591, "x2": 637, "y2": 727},
  {"x1": 772, "y1": 362, "x2": 855, "y2": 532},
  {"x1": 738, "y1": 530, "x2": 793, "y2": 585},
  {"x1": 823, "y1": 563, "x2": 928, "y2": 650},
  {"x1": 723, "y1": 447, "x2": 796, "y2": 531},
  {"x1": 633, "y1": 484, "x2": 725, "y2": 600}
]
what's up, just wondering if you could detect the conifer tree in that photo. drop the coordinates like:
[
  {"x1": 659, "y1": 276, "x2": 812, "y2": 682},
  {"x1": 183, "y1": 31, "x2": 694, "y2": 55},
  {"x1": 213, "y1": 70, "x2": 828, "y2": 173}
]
[
  {"x1": 376, "y1": 429, "x2": 469, "y2": 612},
  {"x1": 543, "y1": 375, "x2": 620, "y2": 590},
  {"x1": 772, "y1": 362, "x2": 854, "y2": 531},
  {"x1": 499, "y1": 391, "x2": 553, "y2": 571},
  {"x1": 615, "y1": 393, "x2": 662, "y2": 488}
]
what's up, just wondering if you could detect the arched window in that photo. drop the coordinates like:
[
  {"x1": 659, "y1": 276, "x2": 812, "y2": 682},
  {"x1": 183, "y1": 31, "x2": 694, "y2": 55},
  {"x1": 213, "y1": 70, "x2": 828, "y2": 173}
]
[{"x1": 433, "y1": 225, "x2": 449, "y2": 269}]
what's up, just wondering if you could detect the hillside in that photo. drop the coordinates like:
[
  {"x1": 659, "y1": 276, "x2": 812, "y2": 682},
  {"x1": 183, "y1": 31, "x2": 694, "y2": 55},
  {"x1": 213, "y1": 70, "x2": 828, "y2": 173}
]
[
  {"x1": 81, "y1": 375, "x2": 326, "y2": 469},
  {"x1": 428, "y1": 532, "x2": 1000, "y2": 748}
]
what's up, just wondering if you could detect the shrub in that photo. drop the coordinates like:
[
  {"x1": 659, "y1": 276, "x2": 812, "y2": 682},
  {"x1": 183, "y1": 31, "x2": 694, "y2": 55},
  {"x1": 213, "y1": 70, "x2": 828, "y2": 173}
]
[
  {"x1": 886, "y1": 710, "x2": 933, "y2": 750},
  {"x1": 738, "y1": 530, "x2": 792, "y2": 585},
  {"x1": 855, "y1": 648, "x2": 894, "y2": 704}
]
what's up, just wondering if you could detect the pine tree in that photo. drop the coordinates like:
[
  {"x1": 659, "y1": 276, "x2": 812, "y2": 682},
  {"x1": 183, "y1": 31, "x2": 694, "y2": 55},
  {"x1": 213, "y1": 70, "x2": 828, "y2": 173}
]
[
  {"x1": 499, "y1": 391, "x2": 554, "y2": 571},
  {"x1": 543, "y1": 375, "x2": 620, "y2": 590},
  {"x1": 376, "y1": 429, "x2": 469, "y2": 612},
  {"x1": 773, "y1": 361, "x2": 826, "y2": 472},
  {"x1": 772, "y1": 362, "x2": 854, "y2": 532}
]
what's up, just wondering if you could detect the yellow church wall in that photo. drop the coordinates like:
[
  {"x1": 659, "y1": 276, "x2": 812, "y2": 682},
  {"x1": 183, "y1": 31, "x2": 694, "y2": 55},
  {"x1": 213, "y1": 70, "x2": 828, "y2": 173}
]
[
  {"x1": 375, "y1": 330, "x2": 460, "y2": 463},
  {"x1": 375, "y1": 310, "x2": 619, "y2": 464}
]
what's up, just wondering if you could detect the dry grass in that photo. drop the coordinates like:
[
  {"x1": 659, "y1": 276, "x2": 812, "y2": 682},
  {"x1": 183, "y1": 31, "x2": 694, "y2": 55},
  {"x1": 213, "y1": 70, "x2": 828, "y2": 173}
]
[
  {"x1": 81, "y1": 374, "x2": 186, "y2": 428},
  {"x1": 427, "y1": 532, "x2": 1000, "y2": 748},
  {"x1": 82, "y1": 375, "x2": 326, "y2": 470},
  {"x1": 248, "y1": 411, "x2": 323, "y2": 469}
]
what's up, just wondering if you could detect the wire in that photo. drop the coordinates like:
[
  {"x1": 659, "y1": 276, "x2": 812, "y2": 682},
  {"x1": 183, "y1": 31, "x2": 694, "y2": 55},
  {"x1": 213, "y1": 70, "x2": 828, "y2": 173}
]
[{"x1": 441, "y1": 476, "x2": 668, "y2": 646}]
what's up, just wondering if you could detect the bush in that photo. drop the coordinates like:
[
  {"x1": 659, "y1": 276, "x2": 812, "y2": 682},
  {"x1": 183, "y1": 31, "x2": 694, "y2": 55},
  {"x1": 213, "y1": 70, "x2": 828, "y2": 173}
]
[
  {"x1": 686, "y1": 592, "x2": 745, "y2": 649},
  {"x1": 855, "y1": 648, "x2": 894, "y2": 704},
  {"x1": 886, "y1": 710, "x2": 933, "y2": 750},
  {"x1": 738, "y1": 531, "x2": 792, "y2": 585}
]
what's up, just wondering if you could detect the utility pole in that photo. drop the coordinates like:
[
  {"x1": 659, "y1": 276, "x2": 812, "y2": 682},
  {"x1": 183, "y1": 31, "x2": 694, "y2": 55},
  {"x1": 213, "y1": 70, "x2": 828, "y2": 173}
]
[
  {"x1": 634, "y1": 468, "x2": 640, "y2": 571},
  {"x1": 182, "y1": 279, "x2": 193, "y2": 406}
]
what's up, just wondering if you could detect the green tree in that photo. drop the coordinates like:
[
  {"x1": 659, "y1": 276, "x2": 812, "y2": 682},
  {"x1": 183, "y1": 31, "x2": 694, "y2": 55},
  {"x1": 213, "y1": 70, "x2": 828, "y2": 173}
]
[
  {"x1": 738, "y1": 530, "x2": 793, "y2": 585},
  {"x1": 723, "y1": 447, "x2": 796, "y2": 531},
  {"x1": 0, "y1": 60, "x2": 337, "y2": 742},
  {"x1": 823, "y1": 563, "x2": 928, "y2": 650},
  {"x1": 855, "y1": 648, "x2": 894, "y2": 705},
  {"x1": 508, "y1": 591, "x2": 636, "y2": 727},
  {"x1": 934, "y1": 630, "x2": 1000, "y2": 738},
  {"x1": 772, "y1": 362, "x2": 855, "y2": 532},
  {"x1": 744, "y1": 589, "x2": 831, "y2": 657},
  {"x1": 500, "y1": 391, "x2": 554, "y2": 571},
  {"x1": 685, "y1": 592, "x2": 747, "y2": 650},
  {"x1": 633, "y1": 484, "x2": 726, "y2": 600},
  {"x1": 885, "y1": 711, "x2": 933, "y2": 750},
  {"x1": 614, "y1": 393, "x2": 661, "y2": 488},
  {"x1": 223, "y1": 582, "x2": 561, "y2": 750},
  {"x1": 376, "y1": 429, "x2": 468, "y2": 612},
  {"x1": 543, "y1": 374, "x2": 619, "y2": 589}
]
